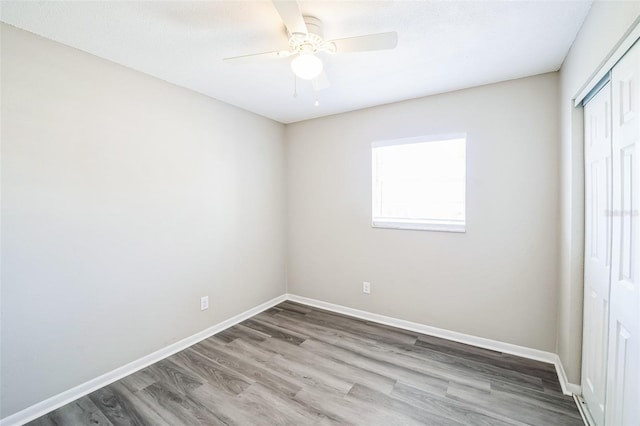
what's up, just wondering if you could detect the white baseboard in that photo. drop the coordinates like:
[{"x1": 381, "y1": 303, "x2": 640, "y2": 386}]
[
  {"x1": 286, "y1": 293, "x2": 581, "y2": 397},
  {"x1": 553, "y1": 356, "x2": 582, "y2": 396},
  {"x1": 0, "y1": 294, "x2": 287, "y2": 426},
  {"x1": 2, "y1": 292, "x2": 582, "y2": 425}
]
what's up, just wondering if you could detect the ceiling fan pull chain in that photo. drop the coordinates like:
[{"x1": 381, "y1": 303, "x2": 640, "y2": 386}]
[{"x1": 293, "y1": 74, "x2": 298, "y2": 98}]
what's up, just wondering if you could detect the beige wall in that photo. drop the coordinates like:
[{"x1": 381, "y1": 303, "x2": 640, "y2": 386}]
[
  {"x1": 557, "y1": 3, "x2": 640, "y2": 384},
  {"x1": 0, "y1": 24, "x2": 286, "y2": 418},
  {"x1": 286, "y1": 73, "x2": 560, "y2": 352}
]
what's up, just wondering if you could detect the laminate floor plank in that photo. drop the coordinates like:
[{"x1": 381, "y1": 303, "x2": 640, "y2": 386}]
[
  {"x1": 487, "y1": 384, "x2": 581, "y2": 420},
  {"x1": 185, "y1": 381, "x2": 263, "y2": 426},
  {"x1": 28, "y1": 302, "x2": 581, "y2": 426},
  {"x1": 241, "y1": 318, "x2": 308, "y2": 345},
  {"x1": 225, "y1": 337, "x2": 355, "y2": 395},
  {"x1": 28, "y1": 397, "x2": 113, "y2": 426},
  {"x1": 397, "y1": 340, "x2": 548, "y2": 391},
  {"x1": 304, "y1": 309, "x2": 419, "y2": 346},
  {"x1": 300, "y1": 337, "x2": 481, "y2": 396},
  {"x1": 278, "y1": 301, "x2": 313, "y2": 315},
  {"x1": 191, "y1": 338, "x2": 303, "y2": 398},
  {"x1": 294, "y1": 386, "x2": 424, "y2": 426},
  {"x1": 272, "y1": 310, "x2": 552, "y2": 395},
  {"x1": 169, "y1": 348, "x2": 254, "y2": 396},
  {"x1": 237, "y1": 383, "x2": 331, "y2": 424},
  {"x1": 391, "y1": 381, "x2": 527, "y2": 426},
  {"x1": 215, "y1": 324, "x2": 270, "y2": 344},
  {"x1": 257, "y1": 309, "x2": 354, "y2": 344},
  {"x1": 119, "y1": 369, "x2": 157, "y2": 394},
  {"x1": 414, "y1": 336, "x2": 559, "y2": 382},
  {"x1": 346, "y1": 383, "x2": 464, "y2": 426},
  {"x1": 269, "y1": 308, "x2": 407, "y2": 348},
  {"x1": 252, "y1": 333, "x2": 397, "y2": 394},
  {"x1": 490, "y1": 380, "x2": 580, "y2": 413},
  {"x1": 263, "y1": 309, "x2": 519, "y2": 394},
  {"x1": 139, "y1": 382, "x2": 228, "y2": 426},
  {"x1": 446, "y1": 381, "x2": 582, "y2": 426},
  {"x1": 144, "y1": 358, "x2": 205, "y2": 394},
  {"x1": 300, "y1": 326, "x2": 495, "y2": 392},
  {"x1": 88, "y1": 382, "x2": 171, "y2": 426},
  {"x1": 270, "y1": 314, "x2": 490, "y2": 395}
]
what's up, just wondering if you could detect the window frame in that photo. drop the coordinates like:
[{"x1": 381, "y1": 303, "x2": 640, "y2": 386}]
[{"x1": 371, "y1": 133, "x2": 467, "y2": 233}]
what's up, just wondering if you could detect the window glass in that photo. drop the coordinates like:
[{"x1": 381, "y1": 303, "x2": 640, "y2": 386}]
[{"x1": 372, "y1": 135, "x2": 466, "y2": 232}]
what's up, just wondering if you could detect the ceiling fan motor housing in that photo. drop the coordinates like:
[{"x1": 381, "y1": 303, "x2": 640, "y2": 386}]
[{"x1": 288, "y1": 16, "x2": 336, "y2": 54}]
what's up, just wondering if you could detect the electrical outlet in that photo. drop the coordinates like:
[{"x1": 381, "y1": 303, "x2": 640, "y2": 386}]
[
  {"x1": 363, "y1": 281, "x2": 371, "y2": 294},
  {"x1": 200, "y1": 296, "x2": 209, "y2": 311}
]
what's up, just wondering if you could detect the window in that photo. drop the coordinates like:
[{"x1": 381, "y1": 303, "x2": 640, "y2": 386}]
[{"x1": 372, "y1": 134, "x2": 466, "y2": 232}]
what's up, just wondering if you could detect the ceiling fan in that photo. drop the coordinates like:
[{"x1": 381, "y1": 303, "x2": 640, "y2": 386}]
[{"x1": 223, "y1": 0, "x2": 398, "y2": 92}]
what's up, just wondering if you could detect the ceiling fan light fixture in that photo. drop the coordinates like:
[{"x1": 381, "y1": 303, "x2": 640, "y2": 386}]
[{"x1": 291, "y1": 52, "x2": 323, "y2": 80}]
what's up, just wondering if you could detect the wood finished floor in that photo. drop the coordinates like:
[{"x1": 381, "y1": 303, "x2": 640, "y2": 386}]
[{"x1": 28, "y1": 301, "x2": 582, "y2": 426}]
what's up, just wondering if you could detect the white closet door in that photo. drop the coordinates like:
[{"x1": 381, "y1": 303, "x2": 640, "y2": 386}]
[
  {"x1": 582, "y1": 82, "x2": 612, "y2": 426},
  {"x1": 607, "y1": 40, "x2": 640, "y2": 426}
]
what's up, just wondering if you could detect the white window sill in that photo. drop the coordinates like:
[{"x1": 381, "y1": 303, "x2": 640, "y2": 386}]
[{"x1": 372, "y1": 219, "x2": 466, "y2": 233}]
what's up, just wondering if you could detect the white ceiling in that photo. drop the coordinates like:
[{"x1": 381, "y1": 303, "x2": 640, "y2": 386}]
[{"x1": 1, "y1": 0, "x2": 592, "y2": 124}]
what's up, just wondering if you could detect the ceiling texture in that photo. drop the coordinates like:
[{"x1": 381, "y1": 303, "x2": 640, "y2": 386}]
[{"x1": 1, "y1": 1, "x2": 592, "y2": 124}]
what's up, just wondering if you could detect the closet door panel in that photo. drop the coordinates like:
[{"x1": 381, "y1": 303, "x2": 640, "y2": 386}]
[
  {"x1": 582, "y1": 82, "x2": 612, "y2": 426},
  {"x1": 607, "y1": 40, "x2": 640, "y2": 426}
]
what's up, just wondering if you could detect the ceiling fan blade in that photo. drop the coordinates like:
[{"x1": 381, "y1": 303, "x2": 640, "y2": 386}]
[
  {"x1": 312, "y1": 71, "x2": 330, "y2": 91},
  {"x1": 272, "y1": 0, "x2": 307, "y2": 35},
  {"x1": 223, "y1": 50, "x2": 291, "y2": 62},
  {"x1": 329, "y1": 32, "x2": 398, "y2": 53}
]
